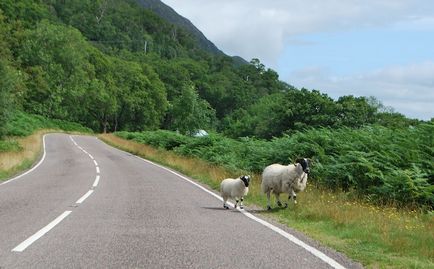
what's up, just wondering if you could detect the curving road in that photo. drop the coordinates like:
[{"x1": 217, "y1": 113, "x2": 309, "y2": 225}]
[{"x1": 0, "y1": 134, "x2": 361, "y2": 268}]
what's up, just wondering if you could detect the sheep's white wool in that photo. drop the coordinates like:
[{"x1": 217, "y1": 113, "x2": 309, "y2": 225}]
[
  {"x1": 220, "y1": 177, "x2": 249, "y2": 209},
  {"x1": 261, "y1": 163, "x2": 308, "y2": 209}
]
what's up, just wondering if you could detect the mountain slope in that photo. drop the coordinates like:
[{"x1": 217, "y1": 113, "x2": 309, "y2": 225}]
[{"x1": 136, "y1": 0, "x2": 223, "y2": 55}]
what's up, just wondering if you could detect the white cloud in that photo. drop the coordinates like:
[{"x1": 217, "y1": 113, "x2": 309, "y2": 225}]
[
  {"x1": 288, "y1": 62, "x2": 434, "y2": 120},
  {"x1": 161, "y1": 0, "x2": 434, "y2": 64}
]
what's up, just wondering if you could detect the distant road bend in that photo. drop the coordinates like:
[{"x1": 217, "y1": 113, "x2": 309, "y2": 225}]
[{"x1": 0, "y1": 134, "x2": 361, "y2": 268}]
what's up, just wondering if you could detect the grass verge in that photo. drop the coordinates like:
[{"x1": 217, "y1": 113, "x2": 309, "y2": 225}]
[
  {"x1": 100, "y1": 133, "x2": 434, "y2": 269},
  {"x1": 0, "y1": 111, "x2": 93, "y2": 181},
  {"x1": 0, "y1": 130, "x2": 93, "y2": 181}
]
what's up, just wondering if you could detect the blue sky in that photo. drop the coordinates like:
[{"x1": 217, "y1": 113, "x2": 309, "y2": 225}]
[
  {"x1": 162, "y1": 0, "x2": 434, "y2": 120},
  {"x1": 280, "y1": 28, "x2": 434, "y2": 76}
]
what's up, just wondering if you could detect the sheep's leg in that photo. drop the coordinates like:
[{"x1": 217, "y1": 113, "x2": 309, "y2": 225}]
[
  {"x1": 266, "y1": 192, "x2": 272, "y2": 210},
  {"x1": 234, "y1": 199, "x2": 239, "y2": 209},
  {"x1": 288, "y1": 190, "x2": 297, "y2": 204},
  {"x1": 223, "y1": 196, "x2": 229, "y2": 209},
  {"x1": 276, "y1": 194, "x2": 282, "y2": 207},
  {"x1": 275, "y1": 193, "x2": 287, "y2": 208},
  {"x1": 240, "y1": 197, "x2": 244, "y2": 209}
]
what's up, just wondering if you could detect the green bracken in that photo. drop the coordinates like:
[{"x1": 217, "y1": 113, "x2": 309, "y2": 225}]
[{"x1": 115, "y1": 125, "x2": 434, "y2": 209}]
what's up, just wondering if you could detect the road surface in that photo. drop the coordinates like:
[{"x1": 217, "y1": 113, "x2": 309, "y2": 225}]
[{"x1": 0, "y1": 134, "x2": 361, "y2": 268}]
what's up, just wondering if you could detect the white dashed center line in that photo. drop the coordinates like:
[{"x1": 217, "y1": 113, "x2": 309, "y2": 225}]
[
  {"x1": 76, "y1": 190, "x2": 94, "y2": 204},
  {"x1": 12, "y1": 211, "x2": 72, "y2": 252},
  {"x1": 11, "y1": 135, "x2": 102, "y2": 252},
  {"x1": 93, "y1": 175, "x2": 100, "y2": 187}
]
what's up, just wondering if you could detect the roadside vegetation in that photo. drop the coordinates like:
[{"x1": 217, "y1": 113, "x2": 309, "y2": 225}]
[
  {"x1": 115, "y1": 127, "x2": 433, "y2": 209},
  {"x1": 102, "y1": 130, "x2": 434, "y2": 269},
  {"x1": 0, "y1": 112, "x2": 91, "y2": 180}
]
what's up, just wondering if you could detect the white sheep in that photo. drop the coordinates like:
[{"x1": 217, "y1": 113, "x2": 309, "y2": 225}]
[
  {"x1": 220, "y1": 175, "x2": 251, "y2": 209},
  {"x1": 261, "y1": 158, "x2": 310, "y2": 210}
]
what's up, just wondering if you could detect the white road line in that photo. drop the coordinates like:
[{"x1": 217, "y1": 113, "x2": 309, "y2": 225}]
[
  {"x1": 96, "y1": 166, "x2": 100, "y2": 174},
  {"x1": 1, "y1": 135, "x2": 47, "y2": 186},
  {"x1": 93, "y1": 175, "x2": 100, "y2": 187},
  {"x1": 122, "y1": 152, "x2": 346, "y2": 269},
  {"x1": 93, "y1": 160, "x2": 98, "y2": 166},
  {"x1": 12, "y1": 211, "x2": 72, "y2": 252},
  {"x1": 82, "y1": 150, "x2": 89, "y2": 154},
  {"x1": 89, "y1": 155, "x2": 94, "y2": 160},
  {"x1": 76, "y1": 190, "x2": 94, "y2": 204}
]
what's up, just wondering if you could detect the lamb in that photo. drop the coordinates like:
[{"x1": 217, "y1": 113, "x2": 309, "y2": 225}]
[
  {"x1": 220, "y1": 175, "x2": 251, "y2": 209},
  {"x1": 261, "y1": 158, "x2": 310, "y2": 210}
]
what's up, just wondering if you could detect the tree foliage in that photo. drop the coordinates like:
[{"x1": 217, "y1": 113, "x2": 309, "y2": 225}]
[{"x1": 0, "y1": 0, "x2": 422, "y2": 135}]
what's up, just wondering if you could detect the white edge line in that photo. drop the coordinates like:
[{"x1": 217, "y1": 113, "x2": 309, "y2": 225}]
[
  {"x1": 76, "y1": 190, "x2": 94, "y2": 204},
  {"x1": 12, "y1": 211, "x2": 72, "y2": 252},
  {"x1": 93, "y1": 160, "x2": 98, "y2": 166},
  {"x1": 93, "y1": 175, "x2": 100, "y2": 187},
  {"x1": 96, "y1": 166, "x2": 100, "y2": 174},
  {"x1": 89, "y1": 155, "x2": 94, "y2": 160},
  {"x1": 112, "y1": 147, "x2": 346, "y2": 269},
  {"x1": 1, "y1": 135, "x2": 47, "y2": 186}
]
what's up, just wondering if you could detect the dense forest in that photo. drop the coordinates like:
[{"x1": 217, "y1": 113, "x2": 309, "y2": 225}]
[
  {"x1": 0, "y1": 0, "x2": 423, "y2": 137},
  {"x1": 0, "y1": 0, "x2": 432, "y2": 207}
]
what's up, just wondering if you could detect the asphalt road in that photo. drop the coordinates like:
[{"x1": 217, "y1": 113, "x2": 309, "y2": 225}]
[{"x1": 0, "y1": 134, "x2": 362, "y2": 268}]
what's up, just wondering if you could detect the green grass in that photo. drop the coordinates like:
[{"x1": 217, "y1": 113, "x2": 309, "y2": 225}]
[
  {"x1": 0, "y1": 140, "x2": 22, "y2": 152},
  {"x1": 4, "y1": 111, "x2": 92, "y2": 137}
]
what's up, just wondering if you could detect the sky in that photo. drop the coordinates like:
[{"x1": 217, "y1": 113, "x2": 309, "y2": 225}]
[{"x1": 161, "y1": 0, "x2": 434, "y2": 120}]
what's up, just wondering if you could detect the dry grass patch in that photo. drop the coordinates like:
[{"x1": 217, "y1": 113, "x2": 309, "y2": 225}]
[
  {"x1": 0, "y1": 130, "x2": 46, "y2": 179},
  {"x1": 0, "y1": 130, "x2": 91, "y2": 180}
]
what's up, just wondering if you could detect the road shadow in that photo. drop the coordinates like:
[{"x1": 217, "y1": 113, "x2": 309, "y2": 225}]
[
  {"x1": 201, "y1": 206, "x2": 230, "y2": 211},
  {"x1": 246, "y1": 206, "x2": 289, "y2": 214},
  {"x1": 202, "y1": 206, "x2": 277, "y2": 214},
  {"x1": 245, "y1": 209, "x2": 269, "y2": 214}
]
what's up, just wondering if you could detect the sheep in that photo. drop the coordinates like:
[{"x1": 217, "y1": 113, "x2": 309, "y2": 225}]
[
  {"x1": 220, "y1": 175, "x2": 251, "y2": 209},
  {"x1": 261, "y1": 158, "x2": 310, "y2": 210}
]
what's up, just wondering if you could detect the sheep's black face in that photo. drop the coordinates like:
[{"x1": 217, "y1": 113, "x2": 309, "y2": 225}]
[
  {"x1": 296, "y1": 158, "x2": 310, "y2": 174},
  {"x1": 241, "y1": 175, "x2": 250, "y2": 187}
]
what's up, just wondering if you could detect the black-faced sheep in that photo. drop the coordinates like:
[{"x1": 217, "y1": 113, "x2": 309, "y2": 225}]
[
  {"x1": 261, "y1": 158, "x2": 310, "y2": 210},
  {"x1": 220, "y1": 175, "x2": 251, "y2": 209}
]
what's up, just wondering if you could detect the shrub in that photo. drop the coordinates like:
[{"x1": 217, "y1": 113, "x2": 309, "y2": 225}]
[{"x1": 115, "y1": 123, "x2": 434, "y2": 209}]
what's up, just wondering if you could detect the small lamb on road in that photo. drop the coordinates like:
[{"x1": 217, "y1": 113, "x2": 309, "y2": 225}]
[{"x1": 220, "y1": 175, "x2": 251, "y2": 209}]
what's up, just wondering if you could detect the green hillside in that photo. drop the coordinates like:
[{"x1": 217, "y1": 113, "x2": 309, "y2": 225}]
[{"x1": 0, "y1": 0, "x2": 422, "y2": 136}]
